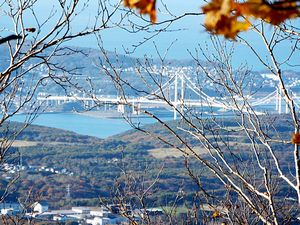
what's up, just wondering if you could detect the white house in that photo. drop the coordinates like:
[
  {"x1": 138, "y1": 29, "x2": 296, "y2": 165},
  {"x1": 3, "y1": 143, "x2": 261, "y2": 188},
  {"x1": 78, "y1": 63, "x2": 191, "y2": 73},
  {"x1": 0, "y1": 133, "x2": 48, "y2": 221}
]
[
  {"x1": 72, "y1": 206, "x2": 93, "y2": 214},
  {"x1": 53, "y1": 215, "x2": 76, "y2": 222},
  {"x1": 1, "y1": 208, "x2": 15, "y2": 215},
  {"x1": 90, "y1": 208, "x2": 109, "y2": 217},
  {"x1": 86, "y1": 216, "x2": 128, "y2": 225},
  {"x1": 86, "y1": 217, "x2": 109, "y2": 225},
  {"x1": 32, "y1": 201, "x2": 49, "y2": 213}
]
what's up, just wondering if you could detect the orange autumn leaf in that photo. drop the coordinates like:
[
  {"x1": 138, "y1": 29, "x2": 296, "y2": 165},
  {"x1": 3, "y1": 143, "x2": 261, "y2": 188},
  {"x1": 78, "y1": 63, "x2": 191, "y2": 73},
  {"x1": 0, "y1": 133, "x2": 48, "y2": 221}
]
[
  {"x1": 212, "y1": 210, "x2": 221, "y2": 218},
  {"x1": 237, "y1": 0, "x2": 299, "y2": 25},
  {"x1": 202, "y1": 0, "x2": 300, "y2": 39},
  {"x1": 291, "y1": 133, "x2": 300, "y2": 145},
  {"x1": 124, "y1": 0, "x2": 300, "y2": 38},
  {"x1": 202, "y1": 0, "x2": 250, "y2": 39},
  {"x1": 205, "y1": 14, "x2": 250, "y2": 39},
  {"x1": 124, "y1": 0, "x2": 156, "y2": 23},
  {"x1": 202, "y1": 0, "x2": 232, "y2": 16}
]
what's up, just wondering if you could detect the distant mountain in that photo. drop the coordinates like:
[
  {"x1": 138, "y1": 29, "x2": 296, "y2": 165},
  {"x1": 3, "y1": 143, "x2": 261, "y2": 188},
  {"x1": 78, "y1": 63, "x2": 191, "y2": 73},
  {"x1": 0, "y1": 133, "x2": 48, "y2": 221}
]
[
  {"x1": 0, "y1": 42, "x2": 135, "y2": 74},
  {"x1": 1, "y1": 41, "x2": 300, "y2": 99},
  {"x1": 0, "y1": 121, "x2": 102, "y2": 144}
]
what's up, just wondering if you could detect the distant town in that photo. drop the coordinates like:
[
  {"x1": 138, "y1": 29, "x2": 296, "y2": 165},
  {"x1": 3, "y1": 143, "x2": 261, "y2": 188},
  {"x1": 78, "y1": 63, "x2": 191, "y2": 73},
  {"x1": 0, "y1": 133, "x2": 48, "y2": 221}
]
[
  {"x1": 2, "y1": 162, "x2": 74, "y2": 180},
  {"x1": 0, "y1": 200, "x2": 229, "y2": 224},
  {"x1": 0, "y1": 201, "x2": 165, "y2": 224}
]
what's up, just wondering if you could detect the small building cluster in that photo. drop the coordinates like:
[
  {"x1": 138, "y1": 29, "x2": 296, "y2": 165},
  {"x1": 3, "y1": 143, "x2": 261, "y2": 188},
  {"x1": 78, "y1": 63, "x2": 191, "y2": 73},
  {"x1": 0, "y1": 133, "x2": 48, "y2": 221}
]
[
  {"x1": 1, "y1": 163, "x2": 73, "y2": 179},
  {"x1": 0, "y1": 201, "x2": 164, "y2": 225}
]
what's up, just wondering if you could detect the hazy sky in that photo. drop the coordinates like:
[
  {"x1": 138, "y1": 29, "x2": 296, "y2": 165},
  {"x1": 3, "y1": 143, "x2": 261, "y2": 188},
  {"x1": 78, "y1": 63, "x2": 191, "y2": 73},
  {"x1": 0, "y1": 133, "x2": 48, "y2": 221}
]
[
  {"x1": 1, "y1": 0, "x2": 299, "y2": 71},
  {"x1": 70, "y1": 0, "x2": 208, "y2": 60}
]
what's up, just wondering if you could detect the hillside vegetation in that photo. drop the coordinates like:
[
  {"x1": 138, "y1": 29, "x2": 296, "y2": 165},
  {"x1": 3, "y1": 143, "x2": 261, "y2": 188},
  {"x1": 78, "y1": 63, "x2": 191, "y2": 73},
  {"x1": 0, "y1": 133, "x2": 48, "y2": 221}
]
[{"x1": 0, "y1": 115, "x2": 295, "y2": 209}]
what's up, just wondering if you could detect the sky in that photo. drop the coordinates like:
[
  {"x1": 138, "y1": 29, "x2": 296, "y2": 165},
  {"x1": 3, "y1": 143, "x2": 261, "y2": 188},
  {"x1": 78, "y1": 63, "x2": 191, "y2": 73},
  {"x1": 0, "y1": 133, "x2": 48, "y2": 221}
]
[
  {"x1": 0, "y1": 0, "x2": 299, "y2": 71},
  {"x1": 69, "y1": 0, "x2": 208, "y2": 59}
]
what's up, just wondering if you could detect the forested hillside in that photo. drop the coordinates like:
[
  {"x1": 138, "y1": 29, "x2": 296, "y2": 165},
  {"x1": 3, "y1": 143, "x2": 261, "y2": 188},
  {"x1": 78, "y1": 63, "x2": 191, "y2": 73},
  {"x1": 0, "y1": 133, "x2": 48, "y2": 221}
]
[{"x1": 0, "y1": 115, "x2": 295, "y2": 209}]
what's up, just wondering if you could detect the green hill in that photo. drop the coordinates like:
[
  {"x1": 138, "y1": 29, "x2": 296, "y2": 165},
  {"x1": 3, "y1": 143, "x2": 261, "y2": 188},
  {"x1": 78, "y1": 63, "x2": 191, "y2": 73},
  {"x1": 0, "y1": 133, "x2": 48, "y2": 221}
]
[{"x1": 0, "y1": 115, "x2": 296, "y2": 209}]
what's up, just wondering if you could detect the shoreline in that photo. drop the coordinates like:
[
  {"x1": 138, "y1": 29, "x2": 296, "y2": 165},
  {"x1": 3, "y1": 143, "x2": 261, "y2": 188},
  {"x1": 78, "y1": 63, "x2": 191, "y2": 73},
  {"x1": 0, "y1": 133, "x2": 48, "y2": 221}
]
[
  {"x1": 15, "y1": 110, "x2": 146, "y2": 119},
  {"x1": 15, "y1": 110, "x2": 235, "y2": 120},
  {"x1": 75, "y1": 110, "x2": 124, "y2": 119},
  {"x1": 75, "y1": 110, "x2": 153, "y2": 119}
]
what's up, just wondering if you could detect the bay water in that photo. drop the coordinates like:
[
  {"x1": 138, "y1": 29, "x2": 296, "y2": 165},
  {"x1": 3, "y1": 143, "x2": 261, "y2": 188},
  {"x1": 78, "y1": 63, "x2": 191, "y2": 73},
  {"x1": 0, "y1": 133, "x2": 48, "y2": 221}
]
[{"x1": 11, "y1": 113, "x2": 173, "y2": 138}]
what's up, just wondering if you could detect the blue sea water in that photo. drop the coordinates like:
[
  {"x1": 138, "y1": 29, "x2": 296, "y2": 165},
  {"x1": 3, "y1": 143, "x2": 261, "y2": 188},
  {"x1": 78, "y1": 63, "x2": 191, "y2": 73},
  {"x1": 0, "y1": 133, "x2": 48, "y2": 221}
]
[{"x1": 10, "y1": 113, "x2": 172, "y2": 138}]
